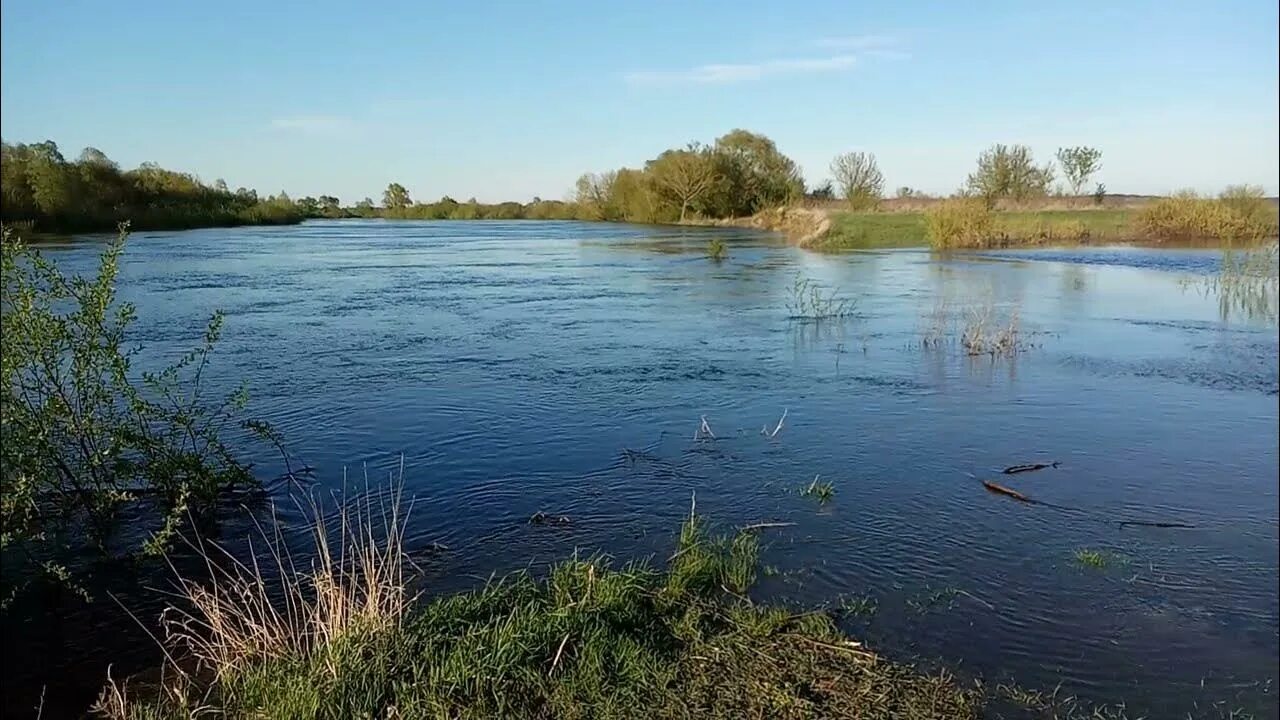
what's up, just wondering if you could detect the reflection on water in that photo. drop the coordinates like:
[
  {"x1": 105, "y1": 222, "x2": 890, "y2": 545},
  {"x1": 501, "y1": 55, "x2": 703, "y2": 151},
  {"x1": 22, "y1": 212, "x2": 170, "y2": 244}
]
[{"x1": 4, "y1": 222, "x2": 1278, "y2": 719}]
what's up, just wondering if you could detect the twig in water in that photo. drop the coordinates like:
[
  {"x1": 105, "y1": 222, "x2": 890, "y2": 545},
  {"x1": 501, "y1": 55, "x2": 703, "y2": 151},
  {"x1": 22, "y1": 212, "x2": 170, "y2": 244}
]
[
  {"x1": 694, "y1": 415, "x2": 716, "y2": 441},
  {"x1": 739, "y1": 521, "x2": 797, "y2": 532},
  {"x1": 761, "y1": 408, "x2": 788, "y2": 438},
  {"x1": 956, "y1": 589, "x2": 995, "y2": 610}
]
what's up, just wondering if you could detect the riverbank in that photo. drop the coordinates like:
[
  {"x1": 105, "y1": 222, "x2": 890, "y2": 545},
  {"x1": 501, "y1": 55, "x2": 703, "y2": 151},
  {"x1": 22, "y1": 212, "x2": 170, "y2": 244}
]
[
  {"x1": 702, "y1": 198, "x2": 1278, "y2": 251},
  {"x1": 96, "y1": 509, "x2": 1114, "y2": 719}
]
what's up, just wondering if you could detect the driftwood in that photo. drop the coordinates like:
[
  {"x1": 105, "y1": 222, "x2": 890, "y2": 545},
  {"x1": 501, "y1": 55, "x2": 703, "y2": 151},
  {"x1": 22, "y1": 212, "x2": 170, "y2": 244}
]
[
  {"x1": 1001, "y1": 461, "x2": 1060, "y2": 475},
  {"x1": 982, "y1": 480, "x2": 1031, "y2": 502},
  {"x1": 739, "y1": 521, "x2": 797, "y2": 532}
]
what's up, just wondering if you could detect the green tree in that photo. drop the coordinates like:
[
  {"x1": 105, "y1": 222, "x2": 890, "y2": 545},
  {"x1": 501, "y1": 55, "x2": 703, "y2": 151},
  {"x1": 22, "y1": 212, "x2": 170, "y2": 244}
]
[
  {"x1": 829, "y1": 151, "x2": 884, "y2": 210},
  {"x1": 646, "y1": 144, "x2": 717, "y2": 222},
  {"x1": 574, "y1": 171, "x2": 618, "y2": 220},
  {"x1": 709, "y1": 129, "x2": 803, "y2": 216},
  {"x1": 965, "y1": 144, "x2": 1055, "y2": 205},
  {"x1": 1055, "y1": 146, "x2": 1102, "y2": 197},
  {"x1": 382, "y1": 182, "x2": 411, "y2": 210}
]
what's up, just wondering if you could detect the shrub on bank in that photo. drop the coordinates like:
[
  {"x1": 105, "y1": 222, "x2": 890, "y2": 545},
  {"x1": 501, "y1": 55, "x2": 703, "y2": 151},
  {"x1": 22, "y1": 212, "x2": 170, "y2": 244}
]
[
  {"x1": 1135, "y1": 187, "x2": 1278, "y2": 242},
  {"x1": 923, "y1": 198, "x2": 999, "y2": 248},
  {"x1": 0, "y1": 225, "x2": 267, "y2": 604}
]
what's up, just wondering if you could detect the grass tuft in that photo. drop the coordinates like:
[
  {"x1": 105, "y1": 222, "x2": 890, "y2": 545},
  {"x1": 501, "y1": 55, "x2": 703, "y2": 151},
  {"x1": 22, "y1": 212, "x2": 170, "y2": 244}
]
[
  {"x1": 1072, "y1": 548, "x2": 1127, "y2": 570},
  {"x1": 800, "y1": 475, "x2": 836, "y2": 504},
  {"x1": 707, "y1": 237, "x2": 728, "y2": 261}
]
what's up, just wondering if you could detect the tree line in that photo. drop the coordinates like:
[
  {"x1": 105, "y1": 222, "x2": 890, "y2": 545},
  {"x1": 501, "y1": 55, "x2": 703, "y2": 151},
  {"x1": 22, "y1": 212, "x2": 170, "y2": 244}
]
[
  {"x1": 2, "y1": 134, "x2": 1108, "y2": 233},
  {"x1": 1, "y1": 140, "x2": 312, "y2": 233}
]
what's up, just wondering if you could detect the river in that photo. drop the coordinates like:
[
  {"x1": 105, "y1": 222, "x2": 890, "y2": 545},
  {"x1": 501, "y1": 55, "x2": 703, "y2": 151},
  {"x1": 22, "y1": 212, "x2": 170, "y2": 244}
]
[{"x1": 5, "y1": 220, "x2": 1278, "y2": 718}]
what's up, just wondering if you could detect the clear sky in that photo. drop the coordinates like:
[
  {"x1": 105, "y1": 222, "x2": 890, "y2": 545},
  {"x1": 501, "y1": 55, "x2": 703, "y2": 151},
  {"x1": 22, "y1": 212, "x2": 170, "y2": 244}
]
[{"x1": 2, "y1": 0, "x2": 1277, "y2": 204}]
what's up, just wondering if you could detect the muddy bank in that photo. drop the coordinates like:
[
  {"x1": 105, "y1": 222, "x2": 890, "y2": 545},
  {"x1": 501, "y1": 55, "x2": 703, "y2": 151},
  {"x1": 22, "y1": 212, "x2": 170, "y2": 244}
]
[{"x1": 688, "y1": 206, "x2": 832, "y2": 247}]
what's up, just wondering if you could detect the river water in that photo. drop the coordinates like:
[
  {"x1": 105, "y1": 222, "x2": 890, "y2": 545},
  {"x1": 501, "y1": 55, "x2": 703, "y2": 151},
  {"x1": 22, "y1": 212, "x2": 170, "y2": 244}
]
[{"x1": 5, "y1": 220, "x2": 1278, "y2": 717}]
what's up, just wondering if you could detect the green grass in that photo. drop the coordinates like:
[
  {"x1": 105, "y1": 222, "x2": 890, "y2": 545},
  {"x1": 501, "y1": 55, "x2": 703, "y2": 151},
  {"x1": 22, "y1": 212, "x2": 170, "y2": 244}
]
[
  {"x1": 107, "y1": 514, "x2": 996, "y2": 719},
  {"x1": 820, "y1": 211, "x2": 928, "y2": 249},
  {"x1": 820, "y1": 209, "x2": 1138, "y2": 250},
  {"x1": 707, "y1": 237, "x2": 728, "y2": 261},
  {"x1": 800, "y1": 475, "x2": 836, "y2": 503},
  {"x1": 1072, "y1": 548, "x2": 1127, "y2": 569}
]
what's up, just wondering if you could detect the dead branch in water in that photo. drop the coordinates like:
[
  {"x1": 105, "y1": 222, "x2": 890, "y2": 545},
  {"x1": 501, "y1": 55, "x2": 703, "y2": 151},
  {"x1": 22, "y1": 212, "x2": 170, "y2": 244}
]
[
  {"x1": 761, "y1": 408, "x2": 788, "y2": 438},
  {"x1": 1002, "y1": 461, "x2": 1060, "y2": 475},
  {"x1": 739, "y1": 521, "x2": 797, "y2": 532},
  {"x1": 694, "y1": 415, "x2": 716, "y2": 441},
  {"x1": 982, "y1": 480, "x2": 1031, "y2": 503}
]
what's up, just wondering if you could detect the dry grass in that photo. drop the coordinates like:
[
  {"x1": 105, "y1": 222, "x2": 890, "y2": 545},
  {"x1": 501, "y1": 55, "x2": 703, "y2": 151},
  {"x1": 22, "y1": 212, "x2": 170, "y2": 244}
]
[
  {"x1": 960, "y1": 301, "x2": 1024, "y2": 357},
  {"x1": 94, "y1": 476, "x2": 415, "y2": 720}
]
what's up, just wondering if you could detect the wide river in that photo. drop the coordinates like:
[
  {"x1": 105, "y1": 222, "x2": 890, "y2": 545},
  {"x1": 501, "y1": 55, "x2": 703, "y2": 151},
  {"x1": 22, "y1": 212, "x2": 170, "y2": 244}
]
[{"x1": 6, "y1": 220, "x2": 1279, "y2": 718}]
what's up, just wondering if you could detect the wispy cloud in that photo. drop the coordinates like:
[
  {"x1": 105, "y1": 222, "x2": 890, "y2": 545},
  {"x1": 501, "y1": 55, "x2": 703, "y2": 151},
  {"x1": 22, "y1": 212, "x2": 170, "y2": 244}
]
[
  {"x1": 813, "y1": 33, "x2": 899, "y2": 50},
  {"x1": 270, "y1": 114, "x2": 356, "y2": 136},
  {"x1": 625, "y1": 54, "x2": 857, "y2": 86}
]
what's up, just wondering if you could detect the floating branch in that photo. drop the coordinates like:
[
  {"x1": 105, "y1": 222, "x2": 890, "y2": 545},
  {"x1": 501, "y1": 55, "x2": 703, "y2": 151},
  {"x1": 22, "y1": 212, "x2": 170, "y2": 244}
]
[
  {"x1": 761, "y1": 408, "x2": 788, "y2": 438},
  {"x1": 739, "y1": 521, "x2": 797, "y2": 532},
  {"x1": 982, "y1": 480, "x2": 1030, "y2": 502},
  {"x1": 1002, "y1": 461, "x2": 1060, "y2": 475}
]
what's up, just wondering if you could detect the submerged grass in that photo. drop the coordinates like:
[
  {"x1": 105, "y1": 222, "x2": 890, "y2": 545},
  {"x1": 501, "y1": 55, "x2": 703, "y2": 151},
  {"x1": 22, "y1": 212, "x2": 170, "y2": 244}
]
[
  {"x1": 100, "y1": 497, "x2": 1009, "y2": 719},
  {"x1": 1072, "y1": 548, "x2": 1127, "y2": 570}
]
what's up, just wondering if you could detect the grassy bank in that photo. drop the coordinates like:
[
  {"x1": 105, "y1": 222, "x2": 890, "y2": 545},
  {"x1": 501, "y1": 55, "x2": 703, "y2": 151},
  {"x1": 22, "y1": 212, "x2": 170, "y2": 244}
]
[
  {"x1": 817, "y1": 209, "x2": 1136, "y2": 250},
  {"x1": 96, "y1": 501, "x2": 1129, "y2": 720},
  {"x1": 815, "y1": 199, "x2": 1277, "y2": 251}
]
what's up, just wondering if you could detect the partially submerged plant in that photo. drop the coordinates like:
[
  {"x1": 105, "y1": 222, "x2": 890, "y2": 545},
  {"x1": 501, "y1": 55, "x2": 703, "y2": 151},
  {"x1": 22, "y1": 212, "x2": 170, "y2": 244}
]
[
  {"x1": 785, "y1": 274, "x2": 857, "y2": 320},
  {"x1": 1072, "y1": 548, "x2": 1126, "y2": 570},
  {"x1": 961, "y1": 301, "x2": 1024, "y2": 357},
  {"x1": 707, "y1": 237, "x2": 728, "y2": 261},
  {"x1": 800, "y1": 475, "x2": 835, "y2": 504}
]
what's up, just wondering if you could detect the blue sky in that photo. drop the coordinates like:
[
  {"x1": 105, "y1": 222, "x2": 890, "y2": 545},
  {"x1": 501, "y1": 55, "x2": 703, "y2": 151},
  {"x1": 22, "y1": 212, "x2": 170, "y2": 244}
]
[{"x1": 2, "y1": 0, "x2": 1277, "y2": 203}]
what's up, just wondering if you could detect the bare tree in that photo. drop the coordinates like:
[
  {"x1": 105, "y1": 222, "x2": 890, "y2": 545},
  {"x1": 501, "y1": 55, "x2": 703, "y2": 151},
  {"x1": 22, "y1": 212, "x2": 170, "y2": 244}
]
[{"x1": 829, "y1": 152, "x2": 884, "y2": 210}]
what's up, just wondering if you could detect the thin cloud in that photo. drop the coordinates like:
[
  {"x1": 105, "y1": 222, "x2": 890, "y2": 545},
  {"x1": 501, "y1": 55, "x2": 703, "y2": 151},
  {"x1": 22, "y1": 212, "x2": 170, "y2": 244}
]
[
  {"x1": 813, "y1": 33, "x2": 899, "y2": 50},
  {"x1": 270, "y1": 115, "x2": 356, "y2": 136},
  {"x1": 625, "y1": 54, "x2": 857, "y2": 86}
]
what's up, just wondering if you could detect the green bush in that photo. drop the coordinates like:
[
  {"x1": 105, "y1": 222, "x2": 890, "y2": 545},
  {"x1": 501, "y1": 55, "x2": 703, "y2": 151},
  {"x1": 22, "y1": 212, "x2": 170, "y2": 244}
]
[{"x1": 1, "y1": 225, "x2": 264, "y2": 603}]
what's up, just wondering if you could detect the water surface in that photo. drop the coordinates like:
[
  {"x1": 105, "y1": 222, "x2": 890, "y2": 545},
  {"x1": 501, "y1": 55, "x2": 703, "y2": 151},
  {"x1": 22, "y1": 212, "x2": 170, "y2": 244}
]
[{"x1": 7, "y1": 220, "x2": 1278, "y2": 717}]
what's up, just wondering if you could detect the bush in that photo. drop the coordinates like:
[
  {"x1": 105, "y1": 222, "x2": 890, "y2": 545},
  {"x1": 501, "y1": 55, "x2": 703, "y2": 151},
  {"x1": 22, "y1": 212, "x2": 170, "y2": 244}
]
[
  {"x1": 1, "y1": 224, "x2": 264, "y2": 603},
  {"x1": 1135, "y1": 188, "x2": 1278, "y2": 242},
  {"x1": 924, "y1": 199, "x2": 998, "y2": 248}
]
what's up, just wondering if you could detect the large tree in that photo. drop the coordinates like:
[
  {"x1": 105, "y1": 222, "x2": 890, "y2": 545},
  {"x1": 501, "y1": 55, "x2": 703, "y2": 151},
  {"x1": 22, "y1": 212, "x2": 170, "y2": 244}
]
[
  {"x1": 708, "y1": 129, "x2": 804, "y2": 216},
  {"x1": 382, "y1": 182, "x2": 411, "y2": 210},
  {"x1": 646, "y1": 144, "x2": 717, "y2": 222}
]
